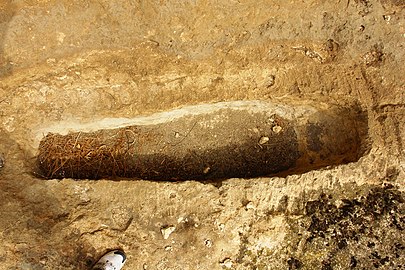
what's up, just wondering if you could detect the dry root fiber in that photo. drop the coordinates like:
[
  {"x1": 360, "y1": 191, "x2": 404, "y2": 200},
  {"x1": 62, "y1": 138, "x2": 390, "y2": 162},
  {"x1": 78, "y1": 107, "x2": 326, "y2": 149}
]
[{"x1": 36, "y1": 101, "x2": 367, "y2": 180}]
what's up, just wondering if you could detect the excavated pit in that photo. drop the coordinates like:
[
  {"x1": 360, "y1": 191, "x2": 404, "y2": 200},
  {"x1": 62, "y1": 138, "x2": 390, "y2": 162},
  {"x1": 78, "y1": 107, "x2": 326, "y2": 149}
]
[{"x1": 1, "y1": 1, "x2": 404, "y2": 269}]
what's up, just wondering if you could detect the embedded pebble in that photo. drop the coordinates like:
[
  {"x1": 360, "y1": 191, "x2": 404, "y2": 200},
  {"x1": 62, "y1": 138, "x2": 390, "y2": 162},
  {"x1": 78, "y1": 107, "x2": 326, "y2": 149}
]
[
  {"x1": 217, "y1": 223, "x2": 225, "y2": 231},
  {"x1": 245, "y1": 201, "x2": 255, "y2": 210},
  {"x1": 258, "y1": 136, "x2": 269, "y2": 144},
  {"x1": 266, "y1": 75, "x2": 276, "y2": 87},
  {"x1": 161, "y1": 226, "x2": 176, "y2": 239},
  {"x1": 109, "y1": 206, "x2": 133, "y2": 231},
  {"x1": 220, "y1": 258, "x2": 233, "y2": 268},
  {"x1": 203, "y1": 166, "x2": 211, "y2": 174},
  {"x1": 272, "y1": 125, "x2": 282, "y2": 133}
]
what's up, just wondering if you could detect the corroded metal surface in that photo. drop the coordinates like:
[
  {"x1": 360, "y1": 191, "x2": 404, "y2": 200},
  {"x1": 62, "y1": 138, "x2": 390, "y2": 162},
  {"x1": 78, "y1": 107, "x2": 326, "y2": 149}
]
[{"x1": 37, "y1": 102, "x2": 367, "y2": 180}]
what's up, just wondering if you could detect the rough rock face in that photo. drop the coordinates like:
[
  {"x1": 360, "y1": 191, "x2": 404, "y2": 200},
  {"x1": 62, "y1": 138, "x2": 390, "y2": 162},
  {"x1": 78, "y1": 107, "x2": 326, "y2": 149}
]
[{"x1": 0, "y1": 0, "x2": 404, "y2": 269}]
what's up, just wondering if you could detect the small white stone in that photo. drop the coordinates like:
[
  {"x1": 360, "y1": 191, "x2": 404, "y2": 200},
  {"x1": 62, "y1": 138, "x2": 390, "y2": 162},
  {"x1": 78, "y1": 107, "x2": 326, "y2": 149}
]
[
  {"x1": 177, "y1": 216, "x2": 186, "y2": 223},
  {"x1": 272, "y1": 125, "x2": 282, "y2": 133},
  {"x1": 220, "y1": 258, "x2": 233, "y2": 268},
  {"x1": 245, "y1": 201, "x2": 255, "y2": 210},
  {"x1": 335, "y1": 200, "x2": 344, "y2": 208},
  {"x1": 259, "y1": 136, "x2": 270, "y2": 144},
  {"x1": 203, "y1": 167, "x2": 210, "y2": 174},
  {"x1": 161, "y1": 226, "x2": 176, "y2": 240}
]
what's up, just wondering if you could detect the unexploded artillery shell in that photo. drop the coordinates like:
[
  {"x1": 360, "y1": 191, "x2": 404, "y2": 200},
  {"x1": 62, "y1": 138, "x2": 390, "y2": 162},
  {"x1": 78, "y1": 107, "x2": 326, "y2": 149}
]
[{"x1": 36, "y1": 100, "x2": 367, "y2": 180}]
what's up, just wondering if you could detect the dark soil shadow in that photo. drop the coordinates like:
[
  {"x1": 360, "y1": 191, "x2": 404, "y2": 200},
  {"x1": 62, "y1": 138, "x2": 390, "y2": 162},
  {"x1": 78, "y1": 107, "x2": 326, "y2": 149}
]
[{"x1": 0, "y1": 130, "x2": 95, "y2": 269}]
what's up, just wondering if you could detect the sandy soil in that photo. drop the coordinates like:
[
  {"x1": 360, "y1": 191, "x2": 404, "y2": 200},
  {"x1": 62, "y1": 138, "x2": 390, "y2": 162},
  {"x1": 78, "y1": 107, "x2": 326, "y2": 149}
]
[{"x1": 0, "y1": 0, "x2": 404, "y2": 269}]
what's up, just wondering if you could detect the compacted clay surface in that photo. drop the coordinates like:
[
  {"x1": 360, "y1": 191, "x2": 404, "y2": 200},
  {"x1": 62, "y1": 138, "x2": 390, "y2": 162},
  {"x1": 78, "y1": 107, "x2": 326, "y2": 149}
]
[{"x1": 0, "y1": 1, "x2": 404, "y2": 269}]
